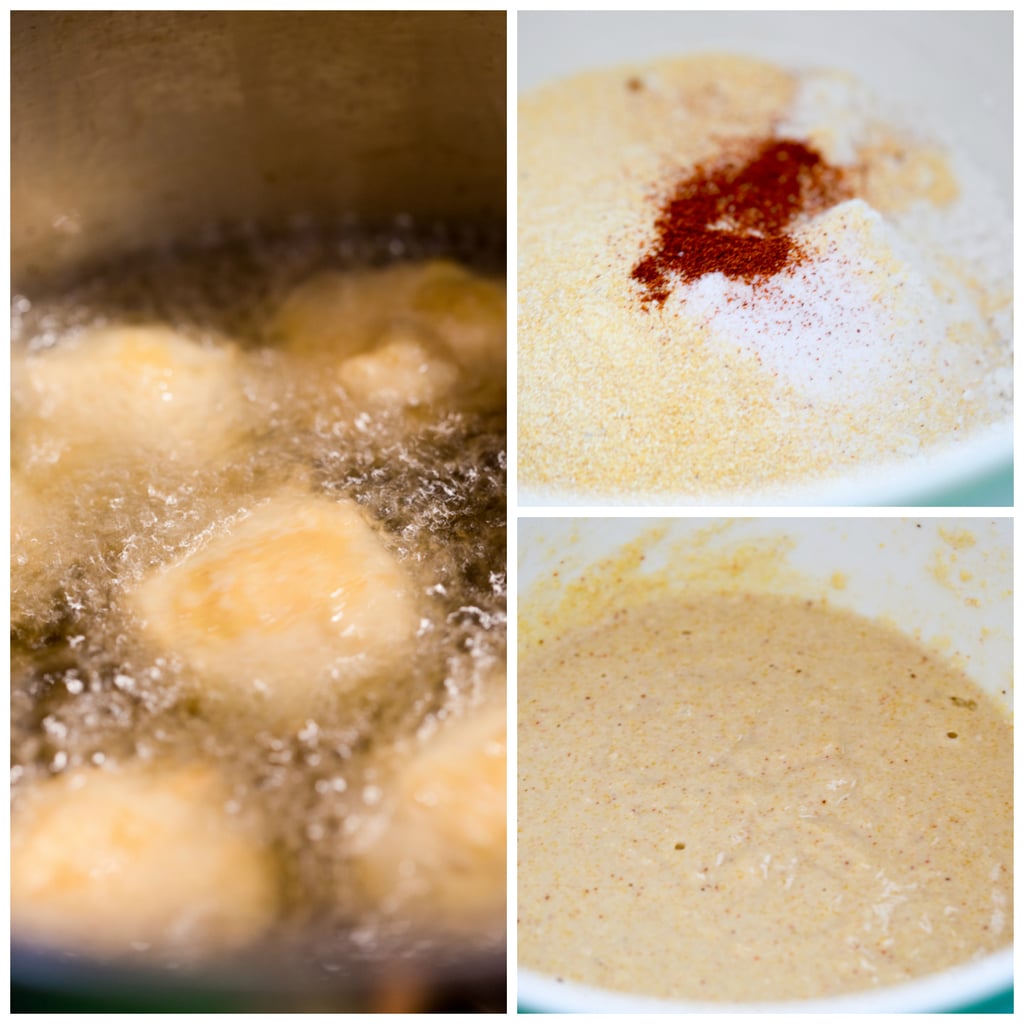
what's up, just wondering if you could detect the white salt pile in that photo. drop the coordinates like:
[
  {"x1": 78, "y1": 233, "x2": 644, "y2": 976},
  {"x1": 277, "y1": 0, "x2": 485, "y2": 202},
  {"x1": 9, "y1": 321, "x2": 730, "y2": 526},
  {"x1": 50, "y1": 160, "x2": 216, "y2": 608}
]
[{"x1": 679, "y1": 199, "x2": 985, "y2": 407}]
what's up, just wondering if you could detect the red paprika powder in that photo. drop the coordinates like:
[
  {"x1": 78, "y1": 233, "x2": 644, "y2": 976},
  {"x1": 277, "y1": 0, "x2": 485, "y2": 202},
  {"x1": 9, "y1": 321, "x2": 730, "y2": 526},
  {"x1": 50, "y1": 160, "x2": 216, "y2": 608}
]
[{"x1": 632, "y1": 137, "x2": 851, "y2": 306}]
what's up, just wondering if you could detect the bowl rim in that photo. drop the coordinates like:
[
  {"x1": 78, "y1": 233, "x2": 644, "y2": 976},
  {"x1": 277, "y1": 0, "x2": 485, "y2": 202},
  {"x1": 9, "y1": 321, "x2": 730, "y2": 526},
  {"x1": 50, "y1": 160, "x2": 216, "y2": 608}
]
[
  {"x1": 517, "y1": 946, "x2": 1013, "y2": 1013},
  {"x1": 518, "y1": 421, "x2": 1012, "y2": 507}
]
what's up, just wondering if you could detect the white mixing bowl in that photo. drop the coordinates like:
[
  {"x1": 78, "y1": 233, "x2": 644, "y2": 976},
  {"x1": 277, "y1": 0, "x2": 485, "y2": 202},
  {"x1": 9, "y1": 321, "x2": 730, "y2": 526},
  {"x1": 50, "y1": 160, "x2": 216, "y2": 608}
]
[
  {"x1": 517, "y1": 516, "x2": 1012, "y2": 1012},
  {"x1": 517, "y1": 12, "x2": 1012, "y2": 506}
]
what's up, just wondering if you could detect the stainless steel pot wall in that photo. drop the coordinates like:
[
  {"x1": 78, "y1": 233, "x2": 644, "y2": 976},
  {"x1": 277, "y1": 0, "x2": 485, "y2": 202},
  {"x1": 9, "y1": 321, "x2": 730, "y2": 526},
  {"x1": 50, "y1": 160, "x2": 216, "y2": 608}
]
[{"x1": 12, "y1": 10, "x2": 506, "y2": 288}]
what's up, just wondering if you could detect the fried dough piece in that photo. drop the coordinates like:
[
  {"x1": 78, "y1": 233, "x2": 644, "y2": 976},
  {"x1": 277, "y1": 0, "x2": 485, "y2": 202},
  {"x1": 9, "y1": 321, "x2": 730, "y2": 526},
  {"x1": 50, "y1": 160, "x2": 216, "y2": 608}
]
[
  {"x1": 353, "y1": 703, "x2": 507, "y2": 935},
  {"x1": 273, "y1": 260, "x2": 505, "y2": 411},
  {"x1": 11, "y1": 762, "x2": 277, "y2": 958},
  {"x1": 13, "y1": 323, "x2": 251, "y2": 475},
  {"x1": 130, "y1": 493, "x2": 420, "y2": 724}
]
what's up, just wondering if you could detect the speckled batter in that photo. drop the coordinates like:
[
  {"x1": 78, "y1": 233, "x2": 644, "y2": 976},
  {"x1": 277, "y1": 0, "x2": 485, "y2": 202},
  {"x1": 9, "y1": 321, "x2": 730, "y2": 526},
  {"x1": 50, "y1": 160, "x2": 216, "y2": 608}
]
[{"x1": 518, "y1": 592, "x2": 1012, "y2": 1002}]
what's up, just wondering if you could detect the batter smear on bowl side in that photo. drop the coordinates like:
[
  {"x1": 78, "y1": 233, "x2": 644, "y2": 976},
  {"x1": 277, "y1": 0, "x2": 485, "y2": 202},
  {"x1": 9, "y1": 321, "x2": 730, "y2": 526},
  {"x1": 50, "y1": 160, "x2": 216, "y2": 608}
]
[
  {"x1": 518, "y1": 591, "x2": 1012, "y2": 1003},
  {"x1": 517, "y1": 56, "x2": 1011, "y2": 500}
]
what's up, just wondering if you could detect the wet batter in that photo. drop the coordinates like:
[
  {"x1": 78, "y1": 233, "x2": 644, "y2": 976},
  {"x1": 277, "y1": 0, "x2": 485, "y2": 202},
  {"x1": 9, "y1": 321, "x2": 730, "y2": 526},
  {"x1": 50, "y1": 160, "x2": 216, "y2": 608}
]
[{"x1": 518, "y1": 591, "x2": 1012, "y2": 1002}]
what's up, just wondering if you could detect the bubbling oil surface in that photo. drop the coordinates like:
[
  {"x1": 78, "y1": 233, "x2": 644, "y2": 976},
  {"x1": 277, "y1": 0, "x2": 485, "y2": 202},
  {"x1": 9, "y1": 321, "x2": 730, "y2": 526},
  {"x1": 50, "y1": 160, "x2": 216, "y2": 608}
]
[{"x1": 11, "y1": 221, "x2": 506, "y2": 976}]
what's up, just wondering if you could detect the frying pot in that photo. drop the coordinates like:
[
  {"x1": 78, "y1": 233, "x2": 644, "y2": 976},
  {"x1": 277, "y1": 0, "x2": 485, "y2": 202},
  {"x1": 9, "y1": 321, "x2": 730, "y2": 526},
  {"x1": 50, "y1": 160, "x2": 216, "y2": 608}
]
[
  {"x1": 11, "y1": 10, "x2": 506, "y2": 1012},
  {"x1": 13, "y1": 10, "x2": 506, "y2": 289}
]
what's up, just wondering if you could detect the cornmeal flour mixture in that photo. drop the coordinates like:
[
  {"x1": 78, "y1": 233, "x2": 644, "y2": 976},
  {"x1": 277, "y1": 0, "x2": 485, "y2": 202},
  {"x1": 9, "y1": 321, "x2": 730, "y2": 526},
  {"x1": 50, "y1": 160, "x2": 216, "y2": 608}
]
[{"x1": 518, "y1": 56, "x2": 1011, "y2": 500}]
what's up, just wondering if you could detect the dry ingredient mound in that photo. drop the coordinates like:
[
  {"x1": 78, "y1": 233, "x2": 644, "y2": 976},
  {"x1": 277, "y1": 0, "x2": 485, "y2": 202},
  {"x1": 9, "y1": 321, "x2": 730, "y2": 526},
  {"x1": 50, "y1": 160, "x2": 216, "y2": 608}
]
[{"x1": 517, "y1": 55, "x2": 1011, "y2": 501}]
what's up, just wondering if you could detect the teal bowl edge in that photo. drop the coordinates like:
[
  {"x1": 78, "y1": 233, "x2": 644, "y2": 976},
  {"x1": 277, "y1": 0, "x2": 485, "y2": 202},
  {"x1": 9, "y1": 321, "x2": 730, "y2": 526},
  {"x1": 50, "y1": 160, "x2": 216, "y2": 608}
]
[
  {"x1": 889, "y1": 463, "x2": 1012, "y2": 507},
  {"x1": 954, "y1": 987, "x2": 1014, "y2": 1013},
  {"x1": 518, "y1": 986, "x2": 1013, "y2": 1014}
]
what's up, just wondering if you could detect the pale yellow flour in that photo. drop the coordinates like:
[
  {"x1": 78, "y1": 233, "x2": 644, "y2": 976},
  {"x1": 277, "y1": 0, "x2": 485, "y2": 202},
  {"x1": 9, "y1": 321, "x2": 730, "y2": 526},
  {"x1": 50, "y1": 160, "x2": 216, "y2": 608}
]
[{"x1": 518, "y1": 55, "x2": 1011, "y2": 500}]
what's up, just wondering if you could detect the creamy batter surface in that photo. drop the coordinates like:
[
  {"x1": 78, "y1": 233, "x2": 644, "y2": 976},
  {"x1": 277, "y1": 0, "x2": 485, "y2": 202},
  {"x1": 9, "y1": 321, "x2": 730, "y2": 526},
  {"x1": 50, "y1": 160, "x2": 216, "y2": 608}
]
[{"x1": 518, "y1": 591, "x2": 1012, "y2": 1002}]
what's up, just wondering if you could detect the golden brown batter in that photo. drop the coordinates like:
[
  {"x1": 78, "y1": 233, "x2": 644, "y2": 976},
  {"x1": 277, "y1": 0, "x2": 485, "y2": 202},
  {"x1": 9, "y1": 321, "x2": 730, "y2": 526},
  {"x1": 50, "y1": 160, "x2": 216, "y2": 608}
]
[{"x1": 518, "y1": 591, "x2": 1012, "y2": 1002}]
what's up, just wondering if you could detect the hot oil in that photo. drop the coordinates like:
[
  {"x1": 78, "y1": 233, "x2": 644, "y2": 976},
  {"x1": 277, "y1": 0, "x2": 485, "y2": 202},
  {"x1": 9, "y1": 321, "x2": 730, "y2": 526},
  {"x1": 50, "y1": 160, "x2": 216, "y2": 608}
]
[{"x1": 10, "y1": 221, "x2": 507, "y2": 972}]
